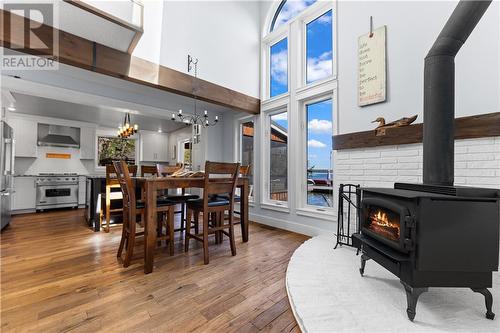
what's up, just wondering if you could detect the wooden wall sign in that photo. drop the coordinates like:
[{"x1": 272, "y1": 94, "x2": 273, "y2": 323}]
[
  {"x1": 358, "y1": 26, "x2": 387, "y2": 106},
  {"x1": 46, "y1": 153, "x2": 71, "y2": 159}
]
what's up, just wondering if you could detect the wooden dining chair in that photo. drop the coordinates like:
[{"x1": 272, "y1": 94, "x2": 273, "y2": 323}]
[
  {"x1": 114, "y1": 161, "x2": 176, "y2": 267},
  {"x1": 217, "y1": 165, "x2": 250, "y2": 224},
  {"x1": 141, "y1": 165, "x2": 158, "y2": 177},
  {"x1": 101, "y1": 164, "x2": 137, "y2": 232},
  {"x1": 184, "y1": 161, "x2": 240, "y2": 265},
  {"x1": 156, "y1": 163, "x2": 199, "y2": 233}
]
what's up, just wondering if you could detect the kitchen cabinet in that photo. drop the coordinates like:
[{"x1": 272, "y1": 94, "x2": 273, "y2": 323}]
[
  {"x1": 8, "y1": 118, "x2": 37, "y2": 157},
  {"x1": 80, "y1": 127, "x2": 96, "y2": 159},
  {"x1": 140, "y1": 132, "x2": 168, "y2": 162},
  {"x1": 12, "y1": 176, "x2": 36, "y2": 211},
  {"x1": 78, "y1": 176, "x2": 86, "y2": 206}
]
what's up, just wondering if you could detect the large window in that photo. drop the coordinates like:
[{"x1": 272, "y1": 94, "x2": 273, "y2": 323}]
[
  {"x1": 270, "y1": 38, "x2": 288, "y2": 98},
  {"x1": 306, "y1": 99, "x2": 333, "y2": 208},
  {"x1": 261, "y1": 1, "x2": 335, "y2": 215},
  {"x1": 269, "y1": 111, "x2": 288, "y2": 203},
  {"x1": 306, "y1": 10, "x2": 333, "y2": 84}
]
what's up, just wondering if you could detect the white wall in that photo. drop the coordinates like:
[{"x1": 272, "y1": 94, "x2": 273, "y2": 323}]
[
  {"x1": 159, "y1": 1, "x2": 261, "y2": 98},
  {"x1": 132, "y1": 0, "x2": 164, "y2": 63},
  {"x1": 336, "y1": 0, "x2": 499, "y2": 134}
]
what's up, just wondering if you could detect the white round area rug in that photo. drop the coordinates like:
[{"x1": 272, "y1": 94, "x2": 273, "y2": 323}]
[{"x1": 286, "y1": 235, "x2": 500, "y2": 333}]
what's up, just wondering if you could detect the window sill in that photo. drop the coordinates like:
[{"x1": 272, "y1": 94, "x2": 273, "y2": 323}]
[
  {"x1": 260, "y1": 202, "x2": 290, "y2": 213},
  {"x1": 296, "y1": 207, "x2": 335, "y2": 221}
]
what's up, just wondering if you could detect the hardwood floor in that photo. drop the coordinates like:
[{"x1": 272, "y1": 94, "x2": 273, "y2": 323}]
[{"x1": 0, "y1": 209, "x2": 308, "y2": 332}]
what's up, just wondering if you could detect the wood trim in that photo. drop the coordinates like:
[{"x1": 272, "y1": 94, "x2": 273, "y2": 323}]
[
  {"x1": 333, "y1": 112, "x2": 500, "y2": 150},
  {"x1": 0, "y1": 10, "x2": 260, "y2": 114}
]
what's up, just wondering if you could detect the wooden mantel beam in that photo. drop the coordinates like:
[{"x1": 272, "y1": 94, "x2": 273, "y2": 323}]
[{"x1": 0, "y1": 10, "x2": 260, "y2": 114}]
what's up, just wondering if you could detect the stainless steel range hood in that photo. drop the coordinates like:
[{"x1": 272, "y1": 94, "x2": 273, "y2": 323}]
[{"x1": 37, "y1": 123, "x2": 80, "y2": 148}]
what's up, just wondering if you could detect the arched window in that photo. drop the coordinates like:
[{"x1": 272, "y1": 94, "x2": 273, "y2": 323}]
[
  {"x1": 260, "y1": 0, "x2": 336, "y2": 214},
  {"x1": 271, "y1": 0, "x2": 317, "y2": 32}
]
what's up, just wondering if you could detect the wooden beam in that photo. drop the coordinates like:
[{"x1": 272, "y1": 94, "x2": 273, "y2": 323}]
[
  {"x1": 333, "y1": 112, "x2": 500, "y2": 150},
  {"x1": 0, "y1": 10, "x2": 260, "y2": 114}
]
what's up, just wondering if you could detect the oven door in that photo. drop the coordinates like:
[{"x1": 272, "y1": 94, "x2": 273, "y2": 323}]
[{"x1": 37, "y1": 184, "x2": 78, "y2": 208}]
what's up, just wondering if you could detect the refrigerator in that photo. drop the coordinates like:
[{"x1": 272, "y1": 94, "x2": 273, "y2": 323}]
[{"x1": 1, "y1": 120, "x2": 15, "y2": 231}]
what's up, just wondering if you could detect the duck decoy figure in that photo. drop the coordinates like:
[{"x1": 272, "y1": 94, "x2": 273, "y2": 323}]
[{"x1": 371, "y1": 115, "x2": 418, "y2": 136}]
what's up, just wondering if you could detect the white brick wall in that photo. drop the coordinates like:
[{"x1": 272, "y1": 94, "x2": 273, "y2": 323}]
[
  {"x1": 333, "y1": 137, "x2": 500, "y2": 233},
  {"x1": 334, "y1": 137, "x2": 500, "y2": 190}
]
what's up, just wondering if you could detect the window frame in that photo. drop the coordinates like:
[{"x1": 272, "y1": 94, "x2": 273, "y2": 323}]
[
  {"x1": 300, "y1": 4, "x2": 337, "y2": 88},
  {"x1": 297, "y1": 92, "x2": 335, "y2": 215},
  {"x1": 261, "y1": 106, "x2": 290, "y2": 210},
  {"x1": 263, "y1": 31, "x2": 290, "y2": 101},
  {"x1": 259, "y1": 0, "x2": 337, "y2": 218},
  {"x1": 235, "y1": 115, "x2": 256, "y2": 203}
]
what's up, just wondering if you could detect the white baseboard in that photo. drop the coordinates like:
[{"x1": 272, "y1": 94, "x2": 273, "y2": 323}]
[{"x1": 250, "y1": 212, "x2": 333, "y2": 237}]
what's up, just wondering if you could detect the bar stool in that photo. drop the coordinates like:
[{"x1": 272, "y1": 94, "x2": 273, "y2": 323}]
[
  {"x1": 114, "y1": 160, "x2": 176, "y2": 267},
  {"x1": 184, "y1": 161, "x2": 240, "y2": 265},
  {"x1": 156, "y1": 164, "x2": 199, "y2": 233},
  {"x1": 101, "y1": 164, "x2": 137, "y2": 232}
]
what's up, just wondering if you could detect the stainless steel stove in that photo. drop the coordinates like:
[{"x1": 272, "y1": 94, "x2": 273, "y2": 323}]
[{"x1": 36, "y1": 173, "x2": 79, "y2": 210}]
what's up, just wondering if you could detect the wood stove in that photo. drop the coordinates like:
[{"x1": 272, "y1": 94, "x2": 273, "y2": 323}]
[{"x1": 353, "y1": 0, "x2": 499, "y2": 322}]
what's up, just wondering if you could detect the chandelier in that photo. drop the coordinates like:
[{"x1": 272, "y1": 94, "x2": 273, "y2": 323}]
[
  {"x1": 117, "y1": 113, "x2": 138, "y2": 138},
  {"x1": 171, "y1": 55, "x2": 219, "y2": 127}
]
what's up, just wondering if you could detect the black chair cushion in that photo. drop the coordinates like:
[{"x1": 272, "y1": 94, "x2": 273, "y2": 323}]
[
  {"x1": 186, "y1": 198, "x2": 230, "y2": 209},
  {"x1": 136, "y1": 198, "x2": 176, "y2": 209},
  {"x1": 167, "y1": 193, "x2": 200, "y2": 202},
  {"x1": 212, "y1": 194, "x2": 241, "y2": 202}
]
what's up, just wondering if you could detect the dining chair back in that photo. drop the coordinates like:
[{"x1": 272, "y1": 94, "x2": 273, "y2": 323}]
[
  {"x1": 204, "y1": 162, "x2": 240, "y2": 199},
  {"x1": 114, "y1": 160, "x2": 176, "y2": 266},
  {"x1": 102, "y1": 163, "x2": 137, "y2": 232},
  {"x1": 156, "y1": 163, "x2": 183, "y2": 176},
  {"x1": 141, "y1": 165, "x2": 158, "y2": 177},
  {"x1": 113, "y1": 161, "x2": 137, "y2": 216},
  {"x1": 185, "y1": 161, "x2": 240, "y2": 264}
]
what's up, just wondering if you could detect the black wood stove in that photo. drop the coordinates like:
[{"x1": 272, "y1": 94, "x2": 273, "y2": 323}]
[{"x1": 353, "y1": 0, "x2": 500, "y2": 322}]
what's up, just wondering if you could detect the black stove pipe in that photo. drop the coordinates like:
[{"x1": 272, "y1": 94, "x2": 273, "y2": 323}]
[{"x1": 423, "y1": 0, "x2": 491, "y2": 186}]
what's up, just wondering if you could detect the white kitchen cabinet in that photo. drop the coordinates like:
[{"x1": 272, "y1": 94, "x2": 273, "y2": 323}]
[
  {"x1": 140, "y1": 132, "x2": 168, "y2": 162},
  {"x1": 80, "y1": 127, "x2": 96, "y2": 160},
  {"x1": 12, "y1": 176, "x2": 36, "y2": 211},
  {"x1": 78, "y1": 176, "x2": 86, "y2": 206},
  {"x1": 8, "y1": 118, "x2": 37, "y2": 157}
]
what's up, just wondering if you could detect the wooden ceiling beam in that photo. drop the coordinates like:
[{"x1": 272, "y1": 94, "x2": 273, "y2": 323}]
[{"x1": 0, "y1": 10, "x2": 260, "y2": 114}]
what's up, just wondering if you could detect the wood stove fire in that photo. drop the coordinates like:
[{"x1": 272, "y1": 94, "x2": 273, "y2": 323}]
[{"x1": 352, "y1": 0, "x2": 499, "y2": 322}]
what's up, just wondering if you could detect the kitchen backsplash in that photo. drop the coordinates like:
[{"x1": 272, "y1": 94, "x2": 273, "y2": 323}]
[{"x1": 19, "y1": 146, "x2": 91, "y2": 175}]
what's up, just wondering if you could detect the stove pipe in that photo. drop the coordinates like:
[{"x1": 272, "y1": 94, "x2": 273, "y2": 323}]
[{"x1": 423, "y1": 0, "x2": 491, "y2": 186}]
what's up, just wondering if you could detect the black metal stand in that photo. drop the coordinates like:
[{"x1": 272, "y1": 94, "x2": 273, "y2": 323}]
[
  {"x1": 401, "y1": 281, "x2": 428, "y2": 321},
  {"x1": 472, "y1": 288, "x2": 495, "y2": 320},
  {"x1": 335, "y1": 184, "x2": 360, "y2": 249}
]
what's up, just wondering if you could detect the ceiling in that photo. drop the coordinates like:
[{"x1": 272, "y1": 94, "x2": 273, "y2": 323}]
[{"x1": 10, "y1": 92, "x2": 189, "y2": 133}]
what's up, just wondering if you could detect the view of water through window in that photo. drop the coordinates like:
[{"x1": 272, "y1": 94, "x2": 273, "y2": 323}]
[{"x1": 306, "y1": 99, "x2": 333, "y2": 207}]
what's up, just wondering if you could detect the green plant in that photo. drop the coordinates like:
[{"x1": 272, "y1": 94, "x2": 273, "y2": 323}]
[{"x1": 98, "y1": 137, "x2": 135, "y2": 166}]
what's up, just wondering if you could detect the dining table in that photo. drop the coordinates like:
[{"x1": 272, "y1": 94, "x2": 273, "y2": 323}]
[{"x1": 135, "y1": 176, "x2": 250, "y2": 274}]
